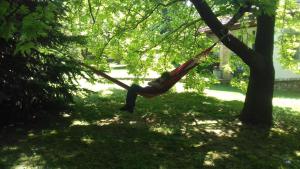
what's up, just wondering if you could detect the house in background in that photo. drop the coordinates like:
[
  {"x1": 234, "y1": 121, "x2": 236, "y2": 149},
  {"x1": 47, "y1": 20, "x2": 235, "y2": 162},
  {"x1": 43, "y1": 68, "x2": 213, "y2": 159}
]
[
  {"x1": 199, "y1": 18, "x2": 300, "y2": 91},
  {"x1": 272, "y1": 33, "x2": 300, "y2": 91}
]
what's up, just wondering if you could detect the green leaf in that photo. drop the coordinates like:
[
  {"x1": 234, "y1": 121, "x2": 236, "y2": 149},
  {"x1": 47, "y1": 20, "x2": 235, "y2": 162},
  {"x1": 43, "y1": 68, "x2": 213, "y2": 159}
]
[
  {"x1": 0, "y1": 20, "x2": 16, "y2": 40},
  {"x1": 0, "y1": 0, "x2": 9, "y2": 17},
  {"x1": 19, "y1": 5, "x2": 30, "y2": 15},
  {"x1": 14, "y1": 42, "x2": 36, "y2": 55}
]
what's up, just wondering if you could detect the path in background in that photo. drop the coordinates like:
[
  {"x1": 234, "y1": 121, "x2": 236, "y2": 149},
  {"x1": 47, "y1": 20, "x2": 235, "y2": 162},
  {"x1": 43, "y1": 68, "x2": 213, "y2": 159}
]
[{"x1": 79, "y1": 63, "x2": 300, "y2": 112}]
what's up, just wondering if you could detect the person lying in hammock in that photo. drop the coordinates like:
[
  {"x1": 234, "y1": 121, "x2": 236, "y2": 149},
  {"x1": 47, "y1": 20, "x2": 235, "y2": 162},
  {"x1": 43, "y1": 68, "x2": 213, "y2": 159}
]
[{"x1": 120, "y1": 72, "x2": 171, "y2": 113}]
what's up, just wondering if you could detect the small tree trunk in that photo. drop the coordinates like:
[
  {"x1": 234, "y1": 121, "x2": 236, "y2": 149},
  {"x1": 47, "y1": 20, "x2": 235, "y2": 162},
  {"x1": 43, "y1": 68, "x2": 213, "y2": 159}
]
[{"x1": 240, "y1": 12, "x2": 276, "y2": 126}]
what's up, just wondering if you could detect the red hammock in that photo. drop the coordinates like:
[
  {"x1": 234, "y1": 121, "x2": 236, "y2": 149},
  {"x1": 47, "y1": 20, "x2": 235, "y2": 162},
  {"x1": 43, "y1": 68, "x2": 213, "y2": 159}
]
[{"x1": 81, "y1": 42, "x2": 217, "y2": 98}]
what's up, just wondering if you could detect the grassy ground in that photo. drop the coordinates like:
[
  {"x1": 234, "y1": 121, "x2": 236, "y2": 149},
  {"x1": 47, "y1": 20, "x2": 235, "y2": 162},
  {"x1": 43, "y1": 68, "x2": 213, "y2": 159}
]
[
  {"x1": 0, "y1": 89, "x2": 300, "y2": 169},
  {"x1": 208, "y1": 84, "x2": 300, "y2": 99},
  {"x1": 205, "y1": 84, "x2": 300, "y2": 112}
]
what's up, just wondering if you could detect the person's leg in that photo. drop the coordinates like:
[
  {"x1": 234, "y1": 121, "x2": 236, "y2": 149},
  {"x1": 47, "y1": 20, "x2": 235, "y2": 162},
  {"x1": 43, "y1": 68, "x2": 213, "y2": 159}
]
[{"x1": 120, "y1": 84, "x2": 142, "y2": 113}]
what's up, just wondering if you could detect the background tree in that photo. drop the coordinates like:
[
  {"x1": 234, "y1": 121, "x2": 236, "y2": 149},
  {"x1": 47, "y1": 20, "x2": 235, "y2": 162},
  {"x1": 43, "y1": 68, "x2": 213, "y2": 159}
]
[
  {"x1": 0, "y1": 0, "x2": 92, "y2": 125},
  {"x1": 276, "y1": 0, "x2": 300, "y2": 74}
]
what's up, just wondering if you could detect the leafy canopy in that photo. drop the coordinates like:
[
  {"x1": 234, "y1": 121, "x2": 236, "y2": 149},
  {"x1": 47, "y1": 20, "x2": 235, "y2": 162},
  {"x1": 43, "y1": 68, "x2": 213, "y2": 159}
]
[{"x1": 65, "y1": 0, "x2": 299, "y2": 89}]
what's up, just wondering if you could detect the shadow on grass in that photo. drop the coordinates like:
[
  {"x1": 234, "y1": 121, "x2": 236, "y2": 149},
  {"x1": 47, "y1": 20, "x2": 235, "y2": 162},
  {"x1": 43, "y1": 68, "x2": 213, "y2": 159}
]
[{"x1": 0, "y1": 89, "x2": 299, "y2": 169}]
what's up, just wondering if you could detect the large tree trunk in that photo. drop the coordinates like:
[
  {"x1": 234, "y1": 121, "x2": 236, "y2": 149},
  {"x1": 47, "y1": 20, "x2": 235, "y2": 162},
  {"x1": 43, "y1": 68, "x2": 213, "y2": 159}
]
[{"x1": 240, "y1": 13, "x2": 275, "y2": 126}]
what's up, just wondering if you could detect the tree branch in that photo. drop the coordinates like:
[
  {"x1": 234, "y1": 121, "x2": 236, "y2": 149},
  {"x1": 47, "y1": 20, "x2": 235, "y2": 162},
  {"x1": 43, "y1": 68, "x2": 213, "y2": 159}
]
[
  {"x1": 131, "y1": 0, "x2": 185, "y2": 30},
  {"x1": 88, "y1": 0, "x2": 96, "y2": 24},
  {"x1": 158, "y1": 0, "x2": 185, "y2": 7},
  {"x1": 224, "y1": 2, "x2": 252, "y2": 28},
  {"x1": 139, "y1": 18, "x2": 202, "y2": 54},
  {"x1": 96, "y1": 0, "x2": 184, "y2": 56},
  {"x1": 191, "y1": 0, "x2": 255, "y2": 66}
]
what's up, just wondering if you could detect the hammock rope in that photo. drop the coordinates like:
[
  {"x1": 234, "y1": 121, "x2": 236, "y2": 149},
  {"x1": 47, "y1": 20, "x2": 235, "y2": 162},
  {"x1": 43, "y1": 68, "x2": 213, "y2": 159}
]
[
  {"x1": 80, "y1": 34, "x2": 227, "y2": 97},
  {"x1": 81, "y1": 63, "x2": 131, "y2": 90},
  {"x1": 80, "y1": 44, "x2": 211, "y2": 93}
]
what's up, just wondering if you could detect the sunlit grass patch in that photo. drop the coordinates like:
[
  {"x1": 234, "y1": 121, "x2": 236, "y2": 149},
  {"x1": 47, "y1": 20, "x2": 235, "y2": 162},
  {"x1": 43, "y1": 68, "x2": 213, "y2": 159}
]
[
  {"x1": 81, "y1": 135, "x2": 94, "y2": 144},
  {"x1": 11, "y1": 153, "x2": 46, "y2": 169},
  {"x1": 203, "y1": 151, "x2": 231, "y2": 167},
  {"x1": 2, "y1": 146, "x2": 18, "y2": 151},
  {"x1": 150, "y1": 125, "x2": 175, "y2": 135},
  {"x1": 70, "y1": 120, "x2": 90, "y2": 126},
  {"x1": 62, "y1": 112, "x2": 71, "y2": 118},
  {"x1": 94, "y1": 115, "x2": 121, "y2": 126}
]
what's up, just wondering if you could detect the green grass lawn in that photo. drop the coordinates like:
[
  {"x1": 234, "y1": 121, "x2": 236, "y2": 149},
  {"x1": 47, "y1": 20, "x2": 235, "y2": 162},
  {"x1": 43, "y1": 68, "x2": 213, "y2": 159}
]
[
  {"x1": 1, "y1": 89, "x2": 300, "y2": 169},
  {"x1": 206, "y1": 84, "x2": 300, "y2": 112}
]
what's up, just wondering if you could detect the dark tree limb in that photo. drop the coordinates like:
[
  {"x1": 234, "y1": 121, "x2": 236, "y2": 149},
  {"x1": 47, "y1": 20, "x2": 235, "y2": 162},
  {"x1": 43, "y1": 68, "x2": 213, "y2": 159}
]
[
  {"x1": 191, "y1": 0, "x2": 255, "y2": 67},
  {"x1": 224, "y1": 2, "x2": 252, "y2": 28},
  {"x1": 88, "y1": 0, "x2": 96, "y2": 24}
]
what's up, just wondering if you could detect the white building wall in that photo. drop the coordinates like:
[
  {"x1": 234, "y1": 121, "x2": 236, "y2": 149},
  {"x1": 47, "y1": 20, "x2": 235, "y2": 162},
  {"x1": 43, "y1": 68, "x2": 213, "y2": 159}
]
[
  {"x1": 273, "y1": 33, "x2": 300, "y2": 80},
  {"x1": 233, "y1": 27, "x2": 300, "y2": 80}
]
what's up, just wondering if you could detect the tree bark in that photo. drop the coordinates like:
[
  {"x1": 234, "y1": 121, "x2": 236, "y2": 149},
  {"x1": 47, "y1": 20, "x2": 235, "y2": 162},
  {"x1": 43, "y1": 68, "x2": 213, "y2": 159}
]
[
  {"x1": 191, "y1": 0, "x2": 255, "y2": 66},
  {"x1": 191, "y1": 0, "x2": 276, "y2": 126},
  {"x1": 240, "y1": 13, "x2": 275, "y2": 126}
]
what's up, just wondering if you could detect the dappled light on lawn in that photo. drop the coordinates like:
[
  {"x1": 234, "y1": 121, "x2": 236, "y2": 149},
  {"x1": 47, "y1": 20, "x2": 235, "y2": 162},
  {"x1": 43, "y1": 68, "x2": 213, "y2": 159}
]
[
  {"x1": 0, "y1": 89, "x2": 299, "y2": 169},
  {"x1": 71, "y1": 120, "x2": 90, "y2": 126},
  {"x1": 192, "y1": 119, "x2": 218, "y2": 125},
  {"x1": 271, "y1": 127, "x2": 289, "y2": 135},
  {"x1": 94, "y1": 115, "x2": 121, "y2": 126},
  {"x1": 204, "y1": 128, "x2": 236, "y2": 138},
  {"x1": 203, "y1": 151, "x2": 231, "y2": 167},
  {"x1": 2, "y1": 146, "x2": 19, "y2": 152},
  {"x1": 11, "y1": 154, "x2": 46, "y2": 169},
  {"x1": 150, "y1": 125, "x2": 175, "y2": 135},
  {"x1": 62, "y1": 113, "x2": 71, "y2": 118},
  {"x1": 27, "y1": 131, "x2": 35, "y2": 138},
  {"x1": 81, "y1": 136, "x2": 95, "y2": 144}
]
